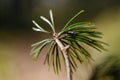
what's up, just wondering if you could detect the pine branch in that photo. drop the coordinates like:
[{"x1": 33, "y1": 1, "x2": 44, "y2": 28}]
[{"x1": 54, "y1": 36, "x2": 72, "y2": 80}]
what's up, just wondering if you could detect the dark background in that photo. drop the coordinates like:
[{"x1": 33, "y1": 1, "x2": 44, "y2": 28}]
[{"x1": 0, "y1": 0, "x2": 120, "y2": 33}]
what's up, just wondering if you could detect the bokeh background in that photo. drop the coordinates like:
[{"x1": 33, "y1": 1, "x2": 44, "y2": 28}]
[{"x1": 0, "y1": 0, "x2": 120, "y2": 80}]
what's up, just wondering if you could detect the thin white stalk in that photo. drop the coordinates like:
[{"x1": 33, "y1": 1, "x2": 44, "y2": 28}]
[
  {"x1": 54, "y1": 37, "x2": 72, "y2": 80},
  {"x1": 40, "y1": 16, "x2": 55, "y2": 34}
]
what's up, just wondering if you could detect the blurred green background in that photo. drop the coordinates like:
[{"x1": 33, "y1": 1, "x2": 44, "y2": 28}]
[{"x1": 0, "y1": 0, "x2": 120, "y2": 80}]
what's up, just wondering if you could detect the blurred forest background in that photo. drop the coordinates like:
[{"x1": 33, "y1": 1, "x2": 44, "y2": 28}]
[{"x1": 0, "y1": 0, "x2": 120, "y2": 80}]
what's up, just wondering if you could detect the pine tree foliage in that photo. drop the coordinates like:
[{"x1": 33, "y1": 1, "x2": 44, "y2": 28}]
[{"x1": 31, "y1": 9, "x2": 108, "y2": 74}]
